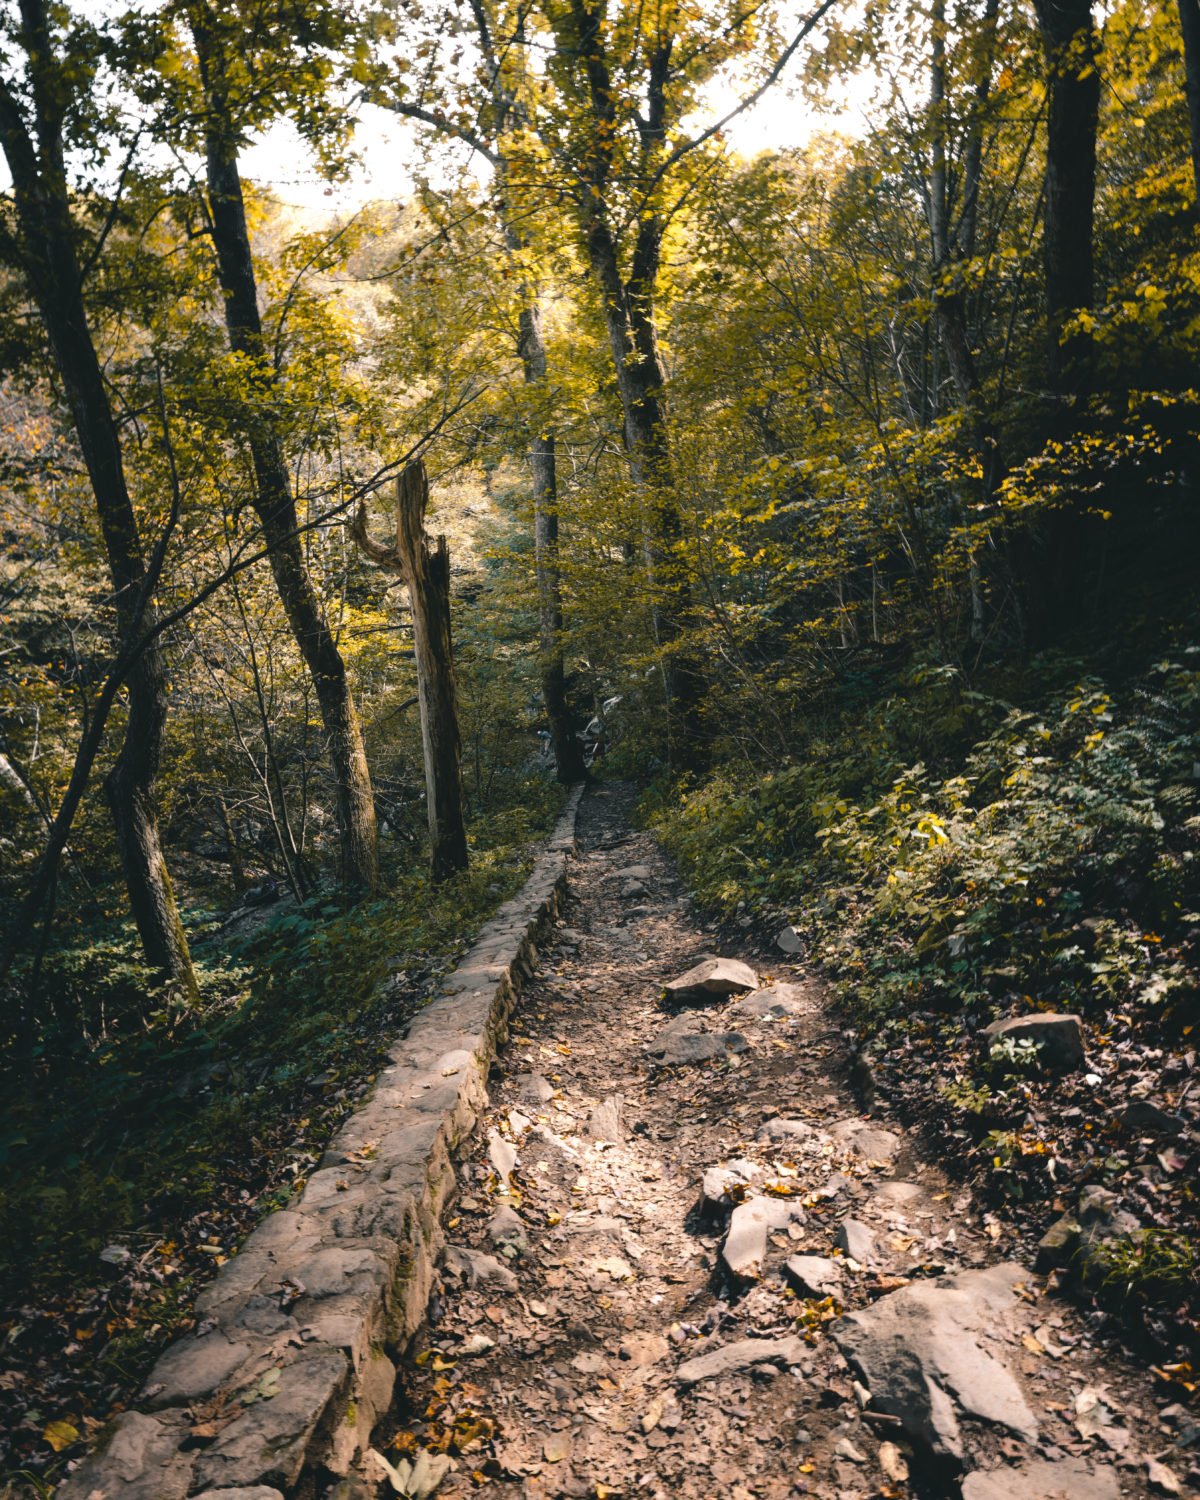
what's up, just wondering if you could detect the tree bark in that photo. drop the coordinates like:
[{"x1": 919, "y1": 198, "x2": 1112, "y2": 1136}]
[
  {"x1": 352, "y1": 464, "x2": 469, "y2": 883},
  {"x1": 1032, "y1": 0, "x2": 1100, "y2": 394},
  {"x1": 192, "y1": 13, "x2": 378, "y2": 896},
  {"x1": 1180, "y1": 0, "x2": 1200, "y2": 205},
  {"x1": 0, "y1": 0, "x2": 196, "y2": 997}
]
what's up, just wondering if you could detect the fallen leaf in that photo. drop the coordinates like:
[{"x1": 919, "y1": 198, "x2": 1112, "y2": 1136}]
[
  {"x1": 1146, "y1": 1458, "x2": 1181, "y2": 1494},
  {"x1": 42, "y1": 1420, "x2": 79, "y2": 1452}
]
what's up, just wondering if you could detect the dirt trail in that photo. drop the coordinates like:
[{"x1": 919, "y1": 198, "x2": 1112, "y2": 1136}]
[{"x1": 373, "y1": 783, "x2": 1183, "y2": 1500}]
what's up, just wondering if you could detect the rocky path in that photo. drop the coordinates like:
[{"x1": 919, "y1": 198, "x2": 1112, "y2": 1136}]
[{"x1": 367, "y1": 784, "x2": 1187, "y2": 1500}]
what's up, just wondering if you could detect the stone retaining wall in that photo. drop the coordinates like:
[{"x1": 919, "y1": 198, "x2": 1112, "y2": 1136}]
[{"x1": 59, "y1": 787, "x2": 583, "y2": 1500}]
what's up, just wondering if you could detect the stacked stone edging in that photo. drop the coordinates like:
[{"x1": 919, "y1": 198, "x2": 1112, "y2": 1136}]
[{"x1": 59, "y1": 786, "x2": 583, "y2": 1500}]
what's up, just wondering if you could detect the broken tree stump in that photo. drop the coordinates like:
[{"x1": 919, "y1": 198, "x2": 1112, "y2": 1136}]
[{"x1": 352, "y1": 461, "x2": 468, "y2": 881}]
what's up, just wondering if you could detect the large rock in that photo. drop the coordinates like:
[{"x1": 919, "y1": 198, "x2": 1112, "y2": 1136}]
[
  {"x1": 663, "y1": 956, "x2": 758, "y2": 1006},
  {"x1": 722, "y1": 1197, "x2": 803, "y2": 1281},
  {"x1": 776, "y1": 925, "x2": 805, "y2": 954},
  {"x1": 979, "y1": 1013, "x2": 1085, "y2": 1071},
  {"x1": 1037, "y1": 1185, "x2": 1142, "y2": 1279},
  {"x1": 758, "y1": 1116, "x2": 822, "y2": 1145},
  {"x1": 58, "y1": 1411, "x2": 193, "y2": 1500},
  {"x1": 831, "y1": 1263, "x2": 1038, "y2": 1464},
  {"x1": 960, "y1": 1457, "x2": 1120, "y2": 1500},
  {"x1": 675, "y1": 1334, "x2": 807, "y2": 1386}
]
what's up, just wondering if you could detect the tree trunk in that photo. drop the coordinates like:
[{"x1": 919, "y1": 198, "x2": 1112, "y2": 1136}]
[
  {"x1": 353, "y1": 464, "x2": 468, "y2": 883},
  {"x1": 0, "y1": 3, "x2": 197, "y2": 998},
  {"x1": 194, "y1": 19, "x2": 379, "y2": 896},
  {"x1": 1180, "y1": 0, "x2": 1200, "y2": 205},
  {"x1": 1033, "y1": 0, "x2": 1100, "y2": 394}
]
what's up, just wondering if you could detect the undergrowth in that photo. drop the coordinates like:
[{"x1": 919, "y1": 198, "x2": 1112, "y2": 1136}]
[{"x1": 654, "y1": 651, "x2": 1200, "y2": 1343}]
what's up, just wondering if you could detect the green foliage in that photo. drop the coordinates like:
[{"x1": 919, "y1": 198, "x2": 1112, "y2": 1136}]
[{"x1": 658, "y1": 654, "x2": 1200, "y2": 1040}]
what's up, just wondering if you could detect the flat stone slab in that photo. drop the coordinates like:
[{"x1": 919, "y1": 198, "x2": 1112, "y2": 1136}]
[
  {"x1": 836, "y1": 1218, "x2": 877, "y2": 1266},
  {"x1": 443, "y1": 1245, "x2": 518, "y2": 1292},
  {"x1": 722, "y1": 1197, "x2": 803, "y2": 1281},
  {"x1": 785, "y1": 1254, "x2": 844, "y2": 1299},
  {"x1": 728, "y1": 983, "x2": 810, "y2": 1020},
  {"x1": 961, "y1": 1457, "x2": 1121, "y2": 1500},
  {"x1": 663, "y1": 956, "x2": 758, "y2": 1005},
  {"x1": 675, "y1": 1334, "x2": 807, "y2": 1386},
  {"x1": 832, "y1": 1263, "x2": 1038, "y2": 1462},
  {"x1": 828, "y1": 1117, "x2": 901, "y2": 1162}
]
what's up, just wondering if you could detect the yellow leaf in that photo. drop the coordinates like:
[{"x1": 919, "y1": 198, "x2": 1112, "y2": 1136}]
[{"x1": 43, "y1": 1420, "x2": 79, "y2": 1452}]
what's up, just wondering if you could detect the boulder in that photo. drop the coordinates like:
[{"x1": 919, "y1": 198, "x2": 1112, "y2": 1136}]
[
  {"x1": 651, "y1": 1032, "x2": 744, "y2": 1068},
  {"x1": 675, "y1": 1334, "x2": 807, "y2": 1386},
  {"x1": 515, "y1": 1073, "x2": 555, "y2": 1105},
  {"x1": 722, "y1": 1197, "x2": 803, "y2": 1281},
  {"x1": 980, "y1": 1013, "x2": 1085, "y2": 1071},
  {"x1": 758, "y1": 1116, "x2": 822, "y2": 1145},
  {"x1": 776, "y1": 925, "x2": 805, "y2": 955},
  {"x1": 193, "y1": 1351, "x2": 350, "y2": 1492},
  {"x1": 663, "y1": 956, "x2": 758, "y2": 1006},
  {"x1": 586, "y1": 1096, "x2": 624, "y2": 1142},
  {"x1": 831, "y1": 1263, "x2": 1038, "y2": 1463}
]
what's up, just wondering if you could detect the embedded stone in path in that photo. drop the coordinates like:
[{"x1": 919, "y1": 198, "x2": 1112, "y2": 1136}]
[
  {"x1": 648, "y1": 1015, "x2": 750, "y2": 1068},
  {"x1": 663, "y1": 955, "x2": 758, "y2": 1005},
  {"x1": 758, "y1": 1116, "x2": 822, "y2": 1145},
  {"x1": 722, "y1": 1197, "x2": 804, "y2": 1281},
  {"x1": 675, "y1": 1334, "x2": 808, "y2": 1386},
  {"x1": 832, "y1": 1263, "x2": 1038, "y2": 1463},
  {"x1": 488, "y1": 1205, "x2": 528, "y2": 1258},
  {"x1": 443, "y1": 1245, "x2": 518, "y2": 1292},
  {"x1": 960, "y1": 1457, "x2": 1121, "y2": 1500},
  {"x1": 701, "y1": 1158, "x2": 764, "y2": 1210},
  {"x1": 516, "y1": 1072, "x2": 555, "y2": 1104},
  {"x1": 828, "y1": 1117, "x2": 902, "y2": 1162},
  {"x1": 586, "y1": 1095, "x2": 624, "y2": 1142},
  {"x1": 728, "y1": 982, "x2": 810, "y2": 1020},
  {"x1": 605, "y1": 864, "x2": 654, "y2": 883},
  {"x1": 487, "y1": 1129, "x2": 517, "y2": 1184},
  {"x1": 835, "y1": 1218, "x2": 877, "y2": 1266},
  {"x1": 785, "y1": 1254, "x2": 844, "y2": 1299},
  {"x1": 979, "y1": 1012, "x2": 1085, "y2": 1071}
]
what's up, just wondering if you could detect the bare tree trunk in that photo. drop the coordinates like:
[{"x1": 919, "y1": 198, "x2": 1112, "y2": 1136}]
[
  {"x1": 193, "y1": 14, "x2": 378, "y2": 896},
  {"x1": 0, "y1": 0, "x2": 196, "y2": 999},
  {"x1": 1033, "y1": 0, "x2": 1100, "y2": 394},
  {"x1": 1179, "y1": 0, "x2": 1200, "y2": 204},
  {"x1": 353, "y1": 464, "x2": 468, "y2": 882}
]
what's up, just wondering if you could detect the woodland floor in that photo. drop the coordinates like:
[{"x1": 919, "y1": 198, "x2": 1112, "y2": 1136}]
[{"x1": 376, "y1": 782, "x2": 1194, "y2": 1500}]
